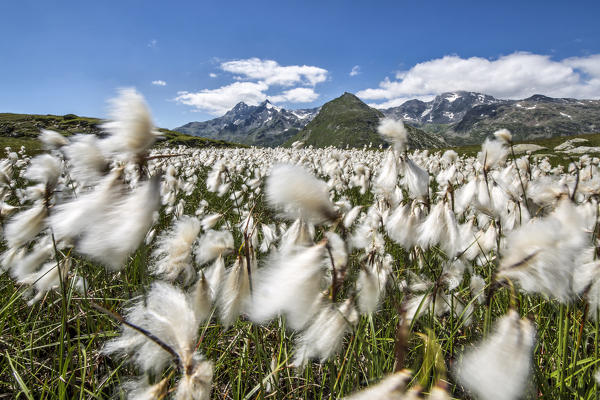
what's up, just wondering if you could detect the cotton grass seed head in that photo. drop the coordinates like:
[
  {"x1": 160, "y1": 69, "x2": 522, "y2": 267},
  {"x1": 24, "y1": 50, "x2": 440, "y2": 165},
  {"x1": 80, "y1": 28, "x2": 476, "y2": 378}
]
[
  {"x1": 378, "y1": 118, "x2": 408, "y2": 152},
  {"x1": 266, "y1": 164, "x2": 337, "y2": 224}
]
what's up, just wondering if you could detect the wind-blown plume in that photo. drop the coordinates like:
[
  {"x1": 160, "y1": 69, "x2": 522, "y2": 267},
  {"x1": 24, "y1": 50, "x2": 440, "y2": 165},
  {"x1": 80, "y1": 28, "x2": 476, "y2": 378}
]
[
  {"x1": 266, "y1": 164, "x2": 337, "y2": 224},
  {"x1": 292, "y1": 298, "x2": 358, "y2": 368},
  {"x1": 248, "y1": 243, "x2": 326, "y2": 330},
  {"x1": 456, "y1": 310, "x2": 535, "y2": 400},
  {"x1": 497, "y1": 199, "x2": 588, "y2": 301},
  {"x1": 103, "y1": 282, "x2": 213, "y2": 399},
  {"x1": 344, "y1": 370, "x2": 411, "y2": 399},
  {"x1": 195, "y1": 229, "x2": 234, "y2": 265},
  {"x1": 76, "y1": 175, "x2": 161, "y2": 269},
  {"x1": 218, "y1": 257, "x2": 252, "y2": 327},
  {"x1": 100, "y1": 88, "x2": 159, "y2": 158},
  {"x1": 151, "y1": 216, "x2": 201, "y2": 282},
  {"x1": 377, "y1": 118, "x2": 408, "y2": 152}
]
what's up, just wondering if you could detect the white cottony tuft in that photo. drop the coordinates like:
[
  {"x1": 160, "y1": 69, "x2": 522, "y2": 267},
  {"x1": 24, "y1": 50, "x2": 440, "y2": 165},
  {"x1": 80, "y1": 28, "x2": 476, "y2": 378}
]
[
  {"x1": 151, "y1": 216, "x2": 201, "y2": 282},
  {"x1": 470, "y1": 275, "x2": 487, "y2": 304},
  {"x1": 189, "y1": 274, "x2": 212, "y2": 322},
  {"x1": 76, "y1": 176, "x2": 161, "y2": 269},
  {"x1": 292, "y1": 298, "x2": 358, "y2": 369},
  {"x1": 357, "y1": 263, "x2": 388, "y2": 315},
  {"x1": 493, "y1": 128, "x2": 512, "y2": 143},
  {"x1": 4, "y1": 202, "x2": 47, "y2": 249},
  {"x1": 343, "y1": 205, "x2": 363, "y2": 229},
  {"x1": 374, "y1": 150, "x2": 398, "y2": 197},
  {"x1": 403, "y1": 158, "x2": 429, "y2": 199},
  {"x1": 23, "y1": 154, "x2": 62, "y2": 188},
  {"x1": 456, "y1": 310, "x2": 535, "y2": 400},
  {"x1": 195, "y1": 229, "x2": 234, "y2": 265},
  {"x1": 497, "y1": 199, "x2": 588, "y2": 301},
  {"x1": 39, "y1": 129, "x2": 68, "y2": 150},
  {"x1": 122, "y1": 377, "x2": 169, "y2": 400},
  {"x1": 325, "y1": 231, "x2": 348, "y2": 270},
  {"x1": 248, "y1": 243, "x2": 326, "y2": 330},
  {"x1": 48, "y1": 170, "x2": 121, "y2": 243},
  {"x1": 174, "y1": 356, "x2": 213, "y2": 400},
  {"x1": 103, "y1": 281, "x2": 202, "y2": 375},
  {"x1": 101, "y1": 88, "x2": 159, "y2": 157},
  {"x1": 343, "y1": 370, "x2": 412, "y2": 399},
  {"x1": 202, "y1": 255, "x2": 226, "y2": 302},
  {"x1": 377, "y1": 118, "x2": 408, "y2": 152},
  {"x1": 104, "y1": 281, "x2": 213, "y2": 399},
  {"x1": 266, "y1": 164, "x2": 337, "y2": 224},
  {"x1": 479, "y1": 138, "x2": 508, "y2": 171},
  {"x1": 217, "y1": 257, "x2": 252, "y2": 327},
  {"x1": 201, "y1": 213, "x2": 221, "y2": 231},
  {"x1": 63, "y1": 135, "x2": 108, "y2": 186}
]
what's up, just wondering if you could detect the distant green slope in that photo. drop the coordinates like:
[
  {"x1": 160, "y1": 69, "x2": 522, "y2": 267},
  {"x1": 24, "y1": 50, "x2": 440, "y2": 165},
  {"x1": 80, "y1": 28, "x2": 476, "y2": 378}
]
[
  {"x1": 287, "y1": 93, "x2": 446, "y2": 149},
  {"x1": 0, "y1": 113, "x2": 238, "y2": 153}
]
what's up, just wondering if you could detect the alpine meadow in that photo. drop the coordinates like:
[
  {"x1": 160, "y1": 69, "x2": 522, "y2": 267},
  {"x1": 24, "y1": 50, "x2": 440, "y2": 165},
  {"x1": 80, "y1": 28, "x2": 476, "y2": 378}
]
[
  {"x1": 2, "y1": 87, "x2": 600, "y2": 399},
  {"x1": 4, "y1": 2, "x2": 600, "y2": 398}
]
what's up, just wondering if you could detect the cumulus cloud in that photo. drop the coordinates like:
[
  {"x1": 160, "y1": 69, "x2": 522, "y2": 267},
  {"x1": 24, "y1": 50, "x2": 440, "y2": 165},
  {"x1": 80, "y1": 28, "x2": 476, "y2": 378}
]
[
  {"x1": 147, "y1": 39, "x2": 157, "y2": 48},
  {"x1": 269, "y1": 88, "x2": 319, "y2": 103},
  {"x1": 175, "y1": 81, "x2": 269, "y2": 115},
  {"x1": 368, "y1": 95, "x2": 436, "y2": 110},
  {"x1": 175, "y1": 58, "x2": 328, "y2": 115},
  {"x1": 151, "y1": 80, "x2": 167, "y2": 86},
  {"x1": 358, "y1": 52, "x2": 600, "y2": 108},
  {"x1": 349, "y1": 65, "x2": 360, "y2": 77},
  {"x1": 221, "y1": 58, "x2": 327, "y2": 87}
]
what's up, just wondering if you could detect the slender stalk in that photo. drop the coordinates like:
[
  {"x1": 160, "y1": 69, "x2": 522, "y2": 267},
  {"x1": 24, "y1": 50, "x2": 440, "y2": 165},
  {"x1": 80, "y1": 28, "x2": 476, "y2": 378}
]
[
  {"x1": 89, "y1": 302, "x2": 183, "y2": 372},
  {"x1": 509, "y1": 143, "x2": 530, "y2": 211}
]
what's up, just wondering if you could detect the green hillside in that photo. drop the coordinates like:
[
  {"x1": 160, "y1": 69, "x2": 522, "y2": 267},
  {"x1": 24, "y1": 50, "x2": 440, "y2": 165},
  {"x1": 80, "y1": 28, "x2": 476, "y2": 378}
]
[
  {"x1": 287, "y1": 93, "x2": 446, "y2": 149},
  {"x1": 0, "y1": 113, "x2": 238, "y2": 154}
]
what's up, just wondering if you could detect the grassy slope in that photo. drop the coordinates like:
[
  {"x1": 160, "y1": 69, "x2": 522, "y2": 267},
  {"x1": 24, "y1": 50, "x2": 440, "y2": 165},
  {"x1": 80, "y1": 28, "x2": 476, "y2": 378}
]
[
  {"x1": 0, "y1": 113, "x2": 239, "y2": 154},
  {"x1": 288, "y1": 93, "x2": 446, "y2": 150}
]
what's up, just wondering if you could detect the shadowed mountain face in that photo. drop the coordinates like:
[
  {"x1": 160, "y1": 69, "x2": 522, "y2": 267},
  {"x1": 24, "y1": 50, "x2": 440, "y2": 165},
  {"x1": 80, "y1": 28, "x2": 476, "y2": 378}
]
[
  {"x1": 175, "y1": 100, "x2": 319, "y2": 147},
  {"x1": 288, "y1": 93, "x2": 446, "y2": 149}
]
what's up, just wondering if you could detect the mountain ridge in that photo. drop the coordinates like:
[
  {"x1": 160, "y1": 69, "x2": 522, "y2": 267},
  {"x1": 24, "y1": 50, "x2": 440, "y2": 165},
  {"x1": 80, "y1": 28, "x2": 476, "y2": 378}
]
[
  {"x1": 287, "y1": 93, "x2": 446, "y2": 149},
  {"x1": 175, "y1": 100, "x2": 319, "y2": 147},
  {"x1": 174, "y1": 90, "x2": 600, "y2": 147}
]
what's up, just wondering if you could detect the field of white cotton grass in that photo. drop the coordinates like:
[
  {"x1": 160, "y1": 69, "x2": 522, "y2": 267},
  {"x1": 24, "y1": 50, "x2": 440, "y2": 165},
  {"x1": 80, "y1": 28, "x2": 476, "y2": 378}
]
[{"x1": 1, "y1": 88, "x2": 600, "y2": 399}]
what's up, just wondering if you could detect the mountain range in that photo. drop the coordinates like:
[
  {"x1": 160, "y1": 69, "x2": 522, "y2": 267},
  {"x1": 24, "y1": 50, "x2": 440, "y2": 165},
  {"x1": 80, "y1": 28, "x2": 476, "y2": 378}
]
[
  {"x1": 176, "y1": 100, "x2": 319, "y2": 147},
  {"x1": 175, "y1": 91, "x2": 600, "y2": 147}
]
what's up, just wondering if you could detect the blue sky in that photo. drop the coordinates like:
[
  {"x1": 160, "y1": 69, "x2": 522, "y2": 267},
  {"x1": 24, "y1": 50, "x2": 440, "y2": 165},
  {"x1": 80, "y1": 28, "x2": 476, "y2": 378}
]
[{"x1": 1, "y1": 0, "x2": 599, "y2": 128}]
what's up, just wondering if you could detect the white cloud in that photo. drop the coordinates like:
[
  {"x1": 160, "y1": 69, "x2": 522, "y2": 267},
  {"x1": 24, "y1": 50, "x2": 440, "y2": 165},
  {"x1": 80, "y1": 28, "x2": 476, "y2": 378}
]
[
  {"x1": 269, "y1": 87, "x2": 319, "y2": 103},
  {"x1": 175, "y1": 81, "x2": 269, "y2": 115},
  {"x1": 147, "y1": 39, "x2": 157, "y2": 48},
  {"x1": 175, "y1": 58, "x2": 328, "y2": 115},
  {"x1": 220, "y1": 58, "x2": 328, "y2": 87},
  {"x1": 349, "y1": 65, "x2": 360, "y2": 77},
  {"x1": 357, "y1": 52, "x2": 600, "y2": 108},
  {"x1": 151, "y1": 80, "x2": 167, "y2": 86},
  {"x1": 366, "y1": 95, "x2": 436, "y2": 110},
  {"x1": 209, "y1": 73, "x2": 218, "y2": 78}
]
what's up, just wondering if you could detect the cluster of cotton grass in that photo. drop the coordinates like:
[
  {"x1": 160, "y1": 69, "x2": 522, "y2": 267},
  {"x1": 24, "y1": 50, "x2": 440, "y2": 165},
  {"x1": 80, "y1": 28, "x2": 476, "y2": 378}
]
[
  {"x1": 3, "y1": 87, "x2": 600, "y2": 398},
  {"x1": 0, "y1": 88, "x2": 162, "y2": 304}
]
